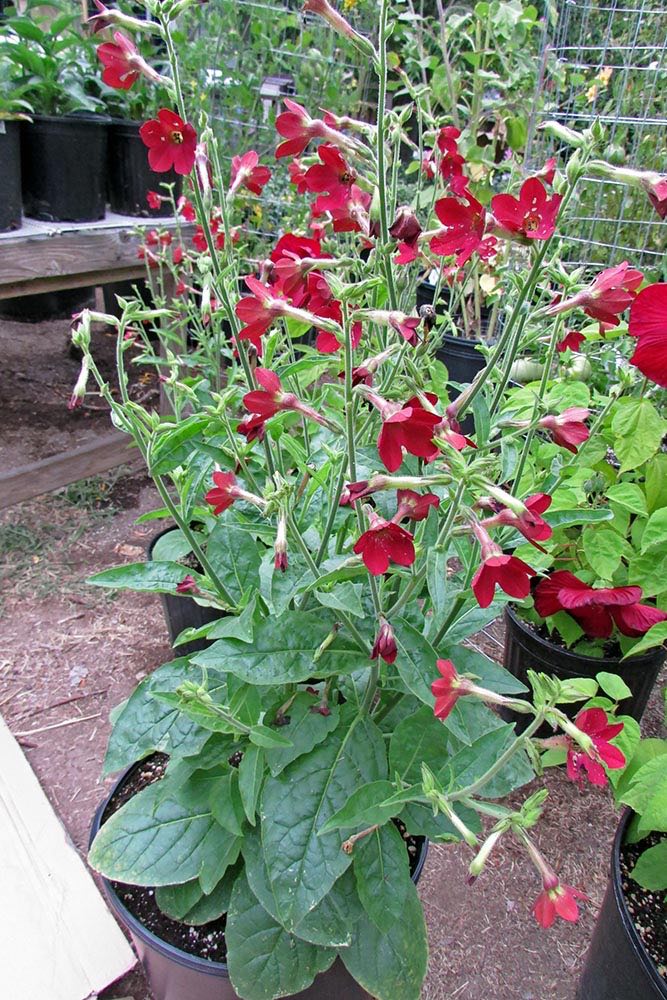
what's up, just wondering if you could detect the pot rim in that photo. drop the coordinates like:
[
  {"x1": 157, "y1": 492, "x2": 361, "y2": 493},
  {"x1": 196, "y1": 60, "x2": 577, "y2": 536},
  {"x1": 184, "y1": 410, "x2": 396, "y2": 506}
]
[
  {"x1": 505, "y1": 604, "x2": 666, "y2": 670},
  {"x1": 25, "y1": 112, "x2": 111, "y2": 126},
  {"x1": 90, "y1": 757, "x2": 430, "y2": 976},
  {"x1": 611, "y1": 808, "x2": 667, "y2": 996}
]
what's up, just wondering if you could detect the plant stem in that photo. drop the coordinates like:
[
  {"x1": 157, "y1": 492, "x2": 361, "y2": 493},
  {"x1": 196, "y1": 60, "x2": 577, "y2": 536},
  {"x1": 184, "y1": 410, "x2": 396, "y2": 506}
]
[
  {"x1": 375, "y1": 0, "x2": 398, "y2": 313},
  {"x1": 448, "y1": 710, "x2": 546, "y2": 802}
]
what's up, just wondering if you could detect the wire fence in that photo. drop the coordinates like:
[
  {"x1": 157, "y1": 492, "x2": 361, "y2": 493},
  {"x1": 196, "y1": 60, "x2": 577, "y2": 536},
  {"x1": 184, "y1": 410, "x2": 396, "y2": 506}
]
[{"x1": 528, "y1": 0, "x2": 667, "y2": 275}]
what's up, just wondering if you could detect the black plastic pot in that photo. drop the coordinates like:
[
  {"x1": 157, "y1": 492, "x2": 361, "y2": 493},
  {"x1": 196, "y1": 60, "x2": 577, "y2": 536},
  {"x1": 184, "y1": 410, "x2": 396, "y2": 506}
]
[
  {"x1": 503, "y1": 605, "x2": 665, "y2": 729},
  {"x1": 0, "y1": 285, "x2": 96, "y2": 323},
  {"x1": 436, "y1": 334, "x2": 486, "y2": 386},
  {"x1": 107, "y1": 119, "x2": 180, "y2": 217},
  {"x1": 91, "y1": 760, "x2": 429, "y2": 1000},
  {"x1": 0, "y1": 120, "x2": 22, "y2": 232},
  {"x1": 21, "y1": 114, "x2": 108, "y2": 222},
  {"x1": 148, "y1": 527, "x2": 226, "y2": 656},
  {"x1": 577, "y1": 810, "x2": 667, "y2": 999}
]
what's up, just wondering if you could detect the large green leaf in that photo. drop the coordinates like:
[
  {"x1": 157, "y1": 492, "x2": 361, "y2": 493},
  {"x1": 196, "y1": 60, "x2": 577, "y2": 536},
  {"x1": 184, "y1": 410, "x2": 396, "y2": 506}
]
[
  {"x1": 640, "y1": 508, "x2": 667, "y2": 554},
  {"x1": 243, "y1": 827, "x2": 358, "y2": 947},
  {"x1": 154, "y1": 861, "x2": 241, "y2": 925},
  {"x1": 238, "y1": 745, "x2": 265, "y2": 825},
  {"x1": 149, "y1": 415, "x2": 209, "y2": 475},
  {"x1": 440, "y1": 725, "x2": 534, "y2": 798},
  {"x1": 260, "y1": 713, "x2": 387, "y2": 929},
  {"x1": 630, "y1": 841, "x2": 667, "y2": 891},
  {"x1": 88, "y1": 561, "x2": 199, "y2": 594},
  {"x1": 103, "y1": 659, "x2": 221, "y2": 775},
  {"x1": 620, "y1": 757, "x2": 667, "y2": 836},
  {"x1": 340, "y1": 859, "x2": 428, "y2": 1000},
  {"x1": 393, "y1": 619, "x2": 439, "y2": 707},
  {"x1": 193, "y1": 611, "x2": 367, "y2": 684},
  {"x1": 206, "y1": 520, "x2": 263, "y2": 604},
  {"x1": 353, "y1": 822, "x2": 415, "y2": 935},
  {"x1": 389, "y1": 704, "x2": 458, "y2": 784},
  {"x1": 89, "y1": 773, "x2": 241, "y2": 887},
  {"x1": 267, "y1": 693, "x2": 340, "y2": 776},
  {"x1": 612, "y1": 398, "x2": 667, "y2": 474},
  {"x1": 226, "y1": 871, "x2": 335, "y2": 1000},
  {"x1": 319, "y1": 781, "x2": 397, "y2": 835}
]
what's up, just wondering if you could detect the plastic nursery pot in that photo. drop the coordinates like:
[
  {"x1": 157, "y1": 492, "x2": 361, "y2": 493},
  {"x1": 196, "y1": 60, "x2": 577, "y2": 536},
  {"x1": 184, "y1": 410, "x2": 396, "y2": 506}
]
[
  {"x1": 436, "y1": 334, "x2": 487, "y2": 387},
  {"x1": 107, "y1": 119, "x2": 181, "y2": 217},
  {"x1": 21, "y1": 114, "x2": 109, "y2": 223},
  {"x1": 0, "y1": 120, "x2": 22, "y2": 232},
  {"x1": 148, "y1": 526, "x2": 227, "y2": 657},
  {"x1": 502, "y1": 605, "x2": 665, "y2": 731},
  {"x1": 91, "y1": 760, "x2": 429, "y2": 1000},
  {"x1": 0, "y1": 285, "x2": 96, "y2": 323},
  {"x1": 577, "y1": 810, "x2": 667, "y2": 1000}
]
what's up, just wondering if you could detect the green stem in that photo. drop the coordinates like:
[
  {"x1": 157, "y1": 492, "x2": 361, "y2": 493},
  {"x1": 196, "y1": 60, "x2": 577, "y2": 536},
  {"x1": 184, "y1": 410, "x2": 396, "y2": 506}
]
[
  {"x1": 375, "y1": 0, "x2": 398, "y2": 313},
  {"x1": 448, "y1": 710, "x2": 546, "y2": 802}
]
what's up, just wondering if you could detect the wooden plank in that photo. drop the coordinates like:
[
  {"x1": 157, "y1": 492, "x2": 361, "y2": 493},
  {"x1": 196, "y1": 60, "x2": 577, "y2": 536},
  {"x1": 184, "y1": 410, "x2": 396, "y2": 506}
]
[
  {"x1": 0, "y1": 265, "x2": 147, "y2": 300},
  {"x1": 0, "y1": 715, "x2": 136, "y2": 1000},
  {"x1": 0, "y1": 431, "x2": 141, "y2": 510}
]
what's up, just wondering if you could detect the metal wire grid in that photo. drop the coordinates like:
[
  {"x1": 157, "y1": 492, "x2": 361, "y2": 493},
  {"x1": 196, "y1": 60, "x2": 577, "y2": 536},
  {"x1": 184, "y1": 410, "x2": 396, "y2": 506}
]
[{"x1": 527, "y1": 0, "x2": 667, "y2": 273}]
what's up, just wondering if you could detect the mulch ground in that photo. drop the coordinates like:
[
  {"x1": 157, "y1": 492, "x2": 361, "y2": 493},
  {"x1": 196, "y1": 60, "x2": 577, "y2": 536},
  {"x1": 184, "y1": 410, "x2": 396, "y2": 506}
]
[{"x1": 1, "y1": 315, "x2": 665, "y2": 1000}]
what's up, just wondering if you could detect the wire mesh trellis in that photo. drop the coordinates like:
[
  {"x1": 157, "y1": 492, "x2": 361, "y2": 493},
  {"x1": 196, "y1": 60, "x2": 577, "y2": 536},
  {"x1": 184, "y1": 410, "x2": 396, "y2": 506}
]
[{"x1": 527, "y1": 0, "x2": 667, "y2": 275}]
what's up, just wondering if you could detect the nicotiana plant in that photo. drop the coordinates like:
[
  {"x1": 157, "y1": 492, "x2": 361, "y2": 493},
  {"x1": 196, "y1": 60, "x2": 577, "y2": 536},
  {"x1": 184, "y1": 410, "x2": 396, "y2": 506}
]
[{"x1": 71, "y1": 1, "x2": 667, "y2": 998}]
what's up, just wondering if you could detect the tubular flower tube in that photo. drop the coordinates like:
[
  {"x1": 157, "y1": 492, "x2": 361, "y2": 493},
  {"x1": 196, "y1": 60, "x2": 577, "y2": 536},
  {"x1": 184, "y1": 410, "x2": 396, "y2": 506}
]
[
  {"x1": 302, "y1": 0, "x2": 376, "y2": 58},
  {"x1": 97, "y1": 32, "x2": 165, "y2": 90},
  {"x1": 353, "y1": 512, "x2": 415, "y2": 575},
  {"x1": 469, "y1": 520, "x2": 535, "y2": 609},
  {"x1": 358, "y1": 309, "x2": 421, "y2": 345},
  {"x1": 547, "y1": 262, "x2": 644, "y2": 328},
  {"x1": 431, "y1": 658, "x2": 524, "y2": 720},
  {"x1": 491, "y1": 177, "x2": 562, "y2": 241},
  {"x1": 274, "y1": 511, "x2": 289, "y2": 572},
  {"x1": 229, "y1": 150, "x2": 272, "y2": 196},
  {"x1": 370, "y1": 619, "x2": 397, "y2": 664},
  {"x1": 204, "y1": 471, "x2": 267, "y2": 514},
  {"x1": 538, "y1": 407, "x2": 590, "y2": 453},
  {"x1": 628, "y1": 283, "x2": 667, "y2": 388},
  {"x1": 139, "y1": 110, "x2": 197, "y2": 175}
]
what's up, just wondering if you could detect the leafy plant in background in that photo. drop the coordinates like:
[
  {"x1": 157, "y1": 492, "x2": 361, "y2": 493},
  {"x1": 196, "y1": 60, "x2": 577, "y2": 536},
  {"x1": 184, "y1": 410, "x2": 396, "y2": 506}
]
[
  {"x1": 0, "y1": 0, "x2": 105, "y2": 115},
  {"x1": 54, "y1": 0, "x2": 667, "y2": 996}
]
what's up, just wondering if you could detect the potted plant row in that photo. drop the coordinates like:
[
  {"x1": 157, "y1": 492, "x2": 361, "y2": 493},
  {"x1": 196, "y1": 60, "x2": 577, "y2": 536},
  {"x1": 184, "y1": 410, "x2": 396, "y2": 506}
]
[{"x1": 65, "y1": 0, "x2": 667, "y2": 996}]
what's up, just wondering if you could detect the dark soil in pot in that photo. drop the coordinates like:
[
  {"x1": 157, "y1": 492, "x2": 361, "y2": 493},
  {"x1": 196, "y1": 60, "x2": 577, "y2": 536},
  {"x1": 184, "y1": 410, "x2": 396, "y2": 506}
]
[
  {"x1": 0, "y1": 119, "x2": 22, "y2": 232},
  {"x1": 502, "y1": 605, "x2": 666, "y2": 732},
  {"x1": 107, "y1": 119, "x2": 181, "y2": 217},
  {"x1": 577, "y1": 811, "x2": 667, "y2": 999},
  {"x1": 0, "y1": 285, "x2": 96, "y2": 322},
  {"x1": 92, "y1": 754, "x2": 428, "y2": 1000},
  {"x1": 148, "y1": 526, "x2": 227, "y2": 656},
  {"x1": 21, "y1": 114, "x2": 108, "y2": 222}
]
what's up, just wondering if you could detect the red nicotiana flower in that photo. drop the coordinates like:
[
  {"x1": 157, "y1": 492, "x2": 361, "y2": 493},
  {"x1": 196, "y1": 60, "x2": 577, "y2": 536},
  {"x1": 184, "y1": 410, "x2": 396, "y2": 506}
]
[
  {"x1": 390, "y1": 206, "x2": 422, "y2": 265},
  {"x1": 235, "y1": 275, "x2": 289, "y2": 351},
  {"x1": 394, "y1": 489, "x2": 440, "y2": 522},
  {"x1": 204, "y1": 471, "x2": 242, "y2": 514},
  {"x1": 548, "y1": 261, "x2": 644, "y2": 328},
  {"x1": 491, "y1": 177, "x2": 562, "y2": 241},
  {"x1": 535, "y1": 157, "x2": 557, "y2": 187},
  {"x1": 288, "y1": 159, "x2": 309, "y2": 193},
  {"x1": 243, "y1": 367, "x2": 331, "y2": 431},
  {"x1": 177, "y1": 195, "x2": 196, "y2": 222},
  {"x1": 538, "y1": 407, "x2": 590, "y2": 453},
  {"x1": 533, "y1": 570, "x2": 666, "y2": 639},
  {"x1": 275, "y1": 99, "x2": 354, "y2": 159},
  {"x1": 470, "y1": 521, "x2": 535, "y2": 608},
  {"x1": 436, "y1": 125, "x2": 465, "y2": 183},
  {"x1": 566, "y1": 708, "x2": 626, "y2": 787},
  {"x1": 313, "y1": 184, "x2": 371, "y2": 234},
  {"x1": 533, "y1": 877, "x2": 588, "y2": 929},
  {"x1": 639, "y1": 173, "x2": 667, "y2": 219},
  {"x1": 304, "y1": 143, "x2": 356, "y2": 195},
  {"x1": 371, "y1": 619, "x2": 398, "y2": 664},
  {"x1": 230, "y1": 150, "x2": 272, "y2": 196},
  {"x1": 97, "y1": 31, "x2": 156, "y2": 90},
  {"x1": 146, "y1": 190, "x2": 162, "y2": 210},
  {"x1": 353, "y1": 512, "x2": 415, "y2": 575},
  {"x1": 363, "y1": 390, "x2": 441, "y2": 472},
  {"x1": 430, "y1": 192, "x2": 492, "y2": 266},
  {"x1": 431, "y1": 659, "x2": 469, "y2": 720},
  {"x1": 176, "y1": 575, "x2": 199, "y2": 594},
  {"x1": 557, "y1": 330, "x2": 585, "y2": 353},
  {"x1": 238, "y1": 412, "x2": 266, "y2": 443},
  {"x1": 482, "y1": 492, "x2": 553, "y2": 548},
  {"x1": 139, "y1": 109, "x2": 197, "y2": 175},
  {"x1": 315, "y1": 315, "x2": 362, "y2": 354},
  {"x1": 628, "y1": 283, "x2": 667, "y2": 388}
]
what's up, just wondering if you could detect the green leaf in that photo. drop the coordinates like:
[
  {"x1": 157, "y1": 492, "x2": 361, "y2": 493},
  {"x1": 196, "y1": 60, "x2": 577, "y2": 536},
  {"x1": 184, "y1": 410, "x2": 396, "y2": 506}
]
[
  {"x1": 389, "y1": 705, "x2": 456, "y2": 785},
  {"x1": 206, "y1": 519, "x2": 263, "y2": 604},
  {"x1": 622, "y1": 620, "x2": 667, "y2": 658},
  {"x1": 400, "y1": 800, "x2": 481, "y2": 842},
  {"x1": 249, "y1": 724, "x2": 294, "y2": 749},
  {"x1": 340, "y1": 859, "x2": 428, "y2": 1000},
  {"x1": 640, "y1": 508, "x2": 667, "y2": 554},
  {"x1": 259, "y1": 713, "x2": 387, "y2": 930},
  {"x1": 393, "y1": 619, "x2": 439, "y2": 707},
  {"x1": 88, "y1": 561, "x2": 198, "y2": 594},
  {"x1": 582, "y1": 526, "x2": 630, "y2": 580},
  {"x1": 606, "y1": 483, "x2": 647, "y2": 516},
  {"x1": 319, "y1": 780, "x2": 397, "y2": 835},
  {"x1": 193, "y1": 611, "x2": 366, "y2": 684},
  {"x1": 238, "y1": 745, "x2": 265, "y2": 825},
  {"x1": 630, "y1": 841, "x2": 667, "y2": 891},
  {"x1": 621, "y1": 757, "x2": 667, "y2": 835},
  {"x1": 209, "y1": 770, "x2": 246, "y2": 836},
  {"x1": 226, "y1": 871, "x2": 335, "y2": 1000},
  {"x1": 242, "y1": 827, "x2": 358, "y2": 947},
  {"x1": 612, "y1": 398, "x2": 667, "y2": 473},
  {"x1": 89, "y1": 773, "x2": 241, "y2": 887},
  {"x1": 150, "y1": 528, "x2": 193, "y2": 562},
  {"x1": 595, "y1": 672, "x2": 632, "y2": 702},
  {"x1": 103, "y1": 659, "x2": 220, "y2": 775},
  {"x1": 267, "y1": 693, "x2": 340, "y2": 776},
  {"x1": 606, "y1": 715, "x2": 641, "y2": 790},
  {"x1": 627, "y1": 551, "x2": 667, "y2": 599},
  {"x1": 543, "y1": 507, "x2": 614, "y2": 530},
  {"x1": 353, "y1": 823, "x2": 414, "y2": 934},
  {"x1": 149, "y1": 415, "x2": 208, "y2": 475},
  {"x1": 441, "y1": 725, "x2": 534, "y2": 798},
  {"x1": 645, "y1": 455, "x2": 667, "y2": 513},
  {"x1": 314, "y1": 582, "x2": 365, "y2": 618},
  {"x1": 155, "y1": 879, "x2": 204, "y2": 921},
  {"x1": 613, "y1": 738, "x2": 667, "y2": 802}
]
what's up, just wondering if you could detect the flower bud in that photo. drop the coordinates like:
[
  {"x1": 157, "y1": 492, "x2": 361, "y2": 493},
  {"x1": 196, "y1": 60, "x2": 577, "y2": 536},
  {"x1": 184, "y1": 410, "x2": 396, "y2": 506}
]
[{"x1": 389, "y1": 206, "x2": 422, "y2": 244}]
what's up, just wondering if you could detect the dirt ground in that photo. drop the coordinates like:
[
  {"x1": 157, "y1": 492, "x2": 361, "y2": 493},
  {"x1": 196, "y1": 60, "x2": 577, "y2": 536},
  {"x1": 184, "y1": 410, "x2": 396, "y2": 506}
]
[{"x1": 1, "y1": 316, "x2": 665, "y2": 1000}]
